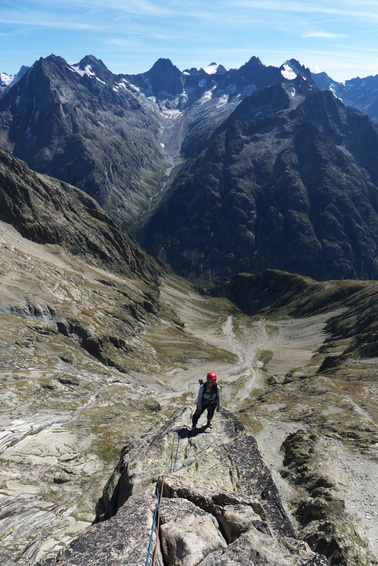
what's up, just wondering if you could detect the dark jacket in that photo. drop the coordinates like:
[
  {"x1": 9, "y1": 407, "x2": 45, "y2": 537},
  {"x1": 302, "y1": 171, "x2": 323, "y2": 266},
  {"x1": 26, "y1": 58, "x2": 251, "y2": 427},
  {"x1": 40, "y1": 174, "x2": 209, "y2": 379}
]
[{"x1": 197, "y1": 382, "x2": 221, "y2": 410}]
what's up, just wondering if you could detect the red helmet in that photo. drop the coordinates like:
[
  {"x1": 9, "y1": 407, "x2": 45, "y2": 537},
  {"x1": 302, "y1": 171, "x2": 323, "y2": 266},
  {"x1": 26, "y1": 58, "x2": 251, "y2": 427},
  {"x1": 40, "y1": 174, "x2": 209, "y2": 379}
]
[{"x1": 207, "y1": 372, "x2": 217, "y2": 381}]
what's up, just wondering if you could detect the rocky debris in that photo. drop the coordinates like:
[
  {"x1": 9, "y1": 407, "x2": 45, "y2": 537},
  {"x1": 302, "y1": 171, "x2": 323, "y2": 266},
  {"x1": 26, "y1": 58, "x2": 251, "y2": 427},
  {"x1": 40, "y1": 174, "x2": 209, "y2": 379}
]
[
  {"x1": 281, "y1": 430, "x2": 378, "y2": 566},
  {"x1": 35, "y1": 493, "x2": 161, "y2": 566},
  {"x1": 36, "y1": 408, "x2": 327, "y2": 565}
]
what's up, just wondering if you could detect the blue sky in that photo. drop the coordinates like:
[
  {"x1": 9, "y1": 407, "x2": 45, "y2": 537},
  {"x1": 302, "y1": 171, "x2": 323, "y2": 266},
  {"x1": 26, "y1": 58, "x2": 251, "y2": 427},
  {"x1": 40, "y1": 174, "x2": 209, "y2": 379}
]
[{"x1": 1, "y1": 0, "x2": 378, "y2": 81}]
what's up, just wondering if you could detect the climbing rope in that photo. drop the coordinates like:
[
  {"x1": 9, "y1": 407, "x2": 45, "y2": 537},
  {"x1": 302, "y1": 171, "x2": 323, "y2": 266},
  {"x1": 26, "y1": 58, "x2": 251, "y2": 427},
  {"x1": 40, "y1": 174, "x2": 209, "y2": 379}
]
[
  {"x1": 145, "y1": 485, "x2": 160, "y2": 566},
  {"x1": 146, "y1": 431, "x2": 181, "y2": 566},
  {"x1": 151, "y1": 475, "x2": 166, "y2": 566}
]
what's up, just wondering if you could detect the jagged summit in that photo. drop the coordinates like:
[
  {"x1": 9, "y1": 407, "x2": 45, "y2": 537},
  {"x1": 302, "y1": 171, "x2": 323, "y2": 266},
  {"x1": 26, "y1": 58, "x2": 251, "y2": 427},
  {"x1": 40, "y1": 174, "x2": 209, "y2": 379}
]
[
  {"x1": 280, "y1": 59, "x2": 312, "y2": 81},
  {"x1": 148, "y1": 57, "x2": 179, "y2": 73},
  {"x1": 135, "y1": 57, "x2": 184, "y2": 97},
  {"x1": 201, "y1": 62, "x2": 227, "y2": 75},
  {"x1": 70, "y1": 54, "x2": 114, "y2": 82}
]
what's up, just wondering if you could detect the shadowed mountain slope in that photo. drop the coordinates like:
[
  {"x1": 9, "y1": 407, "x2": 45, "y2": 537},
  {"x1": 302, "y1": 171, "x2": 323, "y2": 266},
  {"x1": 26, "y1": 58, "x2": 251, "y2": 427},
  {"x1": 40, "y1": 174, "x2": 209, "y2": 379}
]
[
  {"x1": 1, "y1": 55, "x2": 378, "y2": 285},
  {"x1": 0, "y1": 55, "x2": 169, "y2": 227},
  {"x1": 143, "y1": 84, "x2": 378, "y2": 284},
  {"x1": 0, "y1": 147, "x2": 161, "y2": 283}
]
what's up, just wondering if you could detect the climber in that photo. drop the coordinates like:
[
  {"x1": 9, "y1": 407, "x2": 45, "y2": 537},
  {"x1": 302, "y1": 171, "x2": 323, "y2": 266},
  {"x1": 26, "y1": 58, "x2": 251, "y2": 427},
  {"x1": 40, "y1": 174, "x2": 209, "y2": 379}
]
[{"x1": 192, "y1": 372, "x2": 221, "y2": 430}]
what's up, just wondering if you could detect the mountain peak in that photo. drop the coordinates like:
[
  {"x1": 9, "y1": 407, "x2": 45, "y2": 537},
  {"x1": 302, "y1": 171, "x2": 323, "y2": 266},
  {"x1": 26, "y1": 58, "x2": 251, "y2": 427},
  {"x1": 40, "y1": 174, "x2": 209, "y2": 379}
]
[
  {"x1": 77, "y1": 54, "x2": 107, "y2": 71},
  {"x1": 143, "y1": 58, "x2": 183, "y2": 97},
  {"x1": 280, "y1": 59, "x2": 312, "y2": 81},
  {"x1": 201, "y1": 62, "x2": 227, "y2": 75},
  {"x1": 149, "y1": 58, "x2": 180, "y2": 74},
  {"x1": 69, "y1": 54, "x2": 114, "y2": 83}
]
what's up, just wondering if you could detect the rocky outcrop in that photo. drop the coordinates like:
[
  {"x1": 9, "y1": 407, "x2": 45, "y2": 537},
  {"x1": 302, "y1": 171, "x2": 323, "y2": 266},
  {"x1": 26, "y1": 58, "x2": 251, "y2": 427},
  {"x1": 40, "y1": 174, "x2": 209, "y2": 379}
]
[
  {"x1": 37, "y1": 408, "x2": 327, "y2": 565},
  {"x1": 281, "y1": 431, "x2": 378, "y2": 565}
]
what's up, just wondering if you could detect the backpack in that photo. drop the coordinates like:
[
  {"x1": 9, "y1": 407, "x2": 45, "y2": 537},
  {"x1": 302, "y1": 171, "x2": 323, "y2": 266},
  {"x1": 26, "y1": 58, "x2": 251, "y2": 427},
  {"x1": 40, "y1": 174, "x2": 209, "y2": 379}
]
[{"x1": 199, "y1": 379, "x2": 219, "y2": 405}]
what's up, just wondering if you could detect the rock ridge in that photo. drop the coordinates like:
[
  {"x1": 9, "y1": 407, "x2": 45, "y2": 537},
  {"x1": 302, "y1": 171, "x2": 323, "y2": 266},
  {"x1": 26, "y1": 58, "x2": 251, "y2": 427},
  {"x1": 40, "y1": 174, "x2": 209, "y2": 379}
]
[{"x1": 37, "y1": 408, "x2": 327, "y2": 565}]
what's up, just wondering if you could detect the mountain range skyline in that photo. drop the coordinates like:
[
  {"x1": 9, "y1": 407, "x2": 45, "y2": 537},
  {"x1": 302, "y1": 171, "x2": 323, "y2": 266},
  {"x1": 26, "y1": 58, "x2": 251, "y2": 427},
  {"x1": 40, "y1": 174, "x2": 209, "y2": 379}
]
[
  {"x1": 1, "y1": 0, "x2": 378, "y2": 81},
  {"x1": 1, "y1": 52, "x2": 377, "y2": 285}
]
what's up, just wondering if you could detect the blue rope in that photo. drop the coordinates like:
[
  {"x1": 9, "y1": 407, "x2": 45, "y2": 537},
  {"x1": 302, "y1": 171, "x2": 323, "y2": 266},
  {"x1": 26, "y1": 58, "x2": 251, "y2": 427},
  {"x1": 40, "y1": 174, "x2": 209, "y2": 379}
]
[
  {"x1": 173, "y1": 433, "x2": 180, "y2": 473},
  {"x1": 145, "y1": 485, "x2": 161, "y2": 566},
  {"x1": 145, "y1": 432, "x2": 180, "y2": 565}
]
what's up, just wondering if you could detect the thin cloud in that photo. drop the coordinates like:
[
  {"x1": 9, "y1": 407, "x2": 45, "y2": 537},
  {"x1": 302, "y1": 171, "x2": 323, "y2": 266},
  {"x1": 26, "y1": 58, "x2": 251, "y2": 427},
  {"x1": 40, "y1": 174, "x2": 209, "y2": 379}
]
[
  {"x1": 0, "y1": 12, "x2": 101, "y2": 31},
  {"x1": 231, "y1": 0, "x2": 378, "y2": 20},
  {"x1": 303, "y1": 32, "x2": 348, "y2": 38},
  {"x1": 33, "y1": 0, "x2": 172, "y2": 17}
]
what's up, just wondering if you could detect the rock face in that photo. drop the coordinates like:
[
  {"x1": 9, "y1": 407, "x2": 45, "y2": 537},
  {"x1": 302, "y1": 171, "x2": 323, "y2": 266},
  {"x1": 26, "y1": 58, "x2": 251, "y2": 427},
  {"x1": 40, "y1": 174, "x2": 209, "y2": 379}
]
[
  {"x1": 0, "y1": 55, "x2": 169, "y2": 227},
  {"x1": 37, "y1": 408, "x2": 327, "y2": 566},
  {"x1": 143, "y1": 83, "x2": 378, "y2": 283}
]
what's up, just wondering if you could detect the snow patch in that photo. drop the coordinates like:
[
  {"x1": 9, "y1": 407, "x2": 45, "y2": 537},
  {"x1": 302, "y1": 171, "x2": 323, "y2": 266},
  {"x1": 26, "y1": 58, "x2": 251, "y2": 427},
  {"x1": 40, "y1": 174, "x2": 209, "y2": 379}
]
[
  {"x1": 281, "y1": 64, "x2": 297, "y2": 81},
  {"x1": 199, "y1": 88, "x2": 215, "y2": 104},
  {"x1": 217, "y1": 94, "x2": 229, "y2": 107},
  {"x1": 70, "y1": 64, "x2": 96, "y2": 78},
  {"x1": 0, "y1": 72, "x2": 13, "y2": 86},
  {"x1": 162, "y1": 108, "x2": 181, "y2": 119},
  {"x1": 202, "y1": 62, "x2": 220, "y2": 75},
  {"x1": 127, "y1": 83, "x2": 140, "y2": 93}
]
